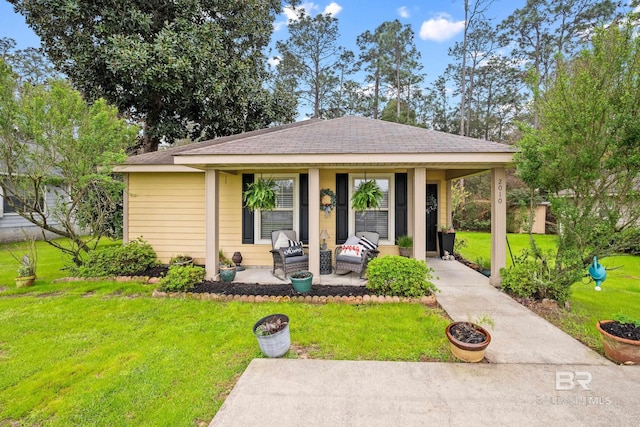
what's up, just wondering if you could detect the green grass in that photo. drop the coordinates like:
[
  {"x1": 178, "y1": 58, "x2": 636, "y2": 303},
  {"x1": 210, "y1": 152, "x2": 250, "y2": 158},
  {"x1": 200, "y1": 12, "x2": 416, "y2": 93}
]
[
  {"x1": 0, "y1": 239, "x2": 454, "y2": 426},
  {"x1": 456, "y1": 231, "x2": 558, "y2": 267},
  {"x1": 456, "y1": 231, "x2": 640, "y2": 352}
]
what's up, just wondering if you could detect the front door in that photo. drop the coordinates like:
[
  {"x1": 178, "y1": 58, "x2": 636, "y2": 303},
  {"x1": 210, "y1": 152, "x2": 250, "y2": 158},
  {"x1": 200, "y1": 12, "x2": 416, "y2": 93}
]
[{"x1": 426, "y1": 184, "x2": 437, "y2": 252}]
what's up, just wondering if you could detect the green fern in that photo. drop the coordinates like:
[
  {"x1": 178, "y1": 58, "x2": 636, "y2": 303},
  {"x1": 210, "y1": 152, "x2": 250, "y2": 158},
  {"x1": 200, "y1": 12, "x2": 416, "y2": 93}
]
[
  {"x1": 351, "y1": 179, "x2": 384, "y2": 212},
  {"x1": 243, "y1": 178, "x2": 277, "y2": 211}
]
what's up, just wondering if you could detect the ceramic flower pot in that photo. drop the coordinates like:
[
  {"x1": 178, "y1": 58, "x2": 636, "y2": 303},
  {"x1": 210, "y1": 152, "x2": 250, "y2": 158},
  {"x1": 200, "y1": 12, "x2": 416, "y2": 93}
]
[
  {"x1": 289, "y1": 271, "x2": 313, "y2": 293},
  {"x1": 445, "y1": 321, "x2": 491, "y2": 363},
  {"x1": 219, "y1": 265, "x2": 236, "y2": 283},
  {"x1": 15, "y1": 275, "x2": 36, "y2": 287},
  {"x1": 597, "y1": 320, "x2": 640, "y2": 365}
]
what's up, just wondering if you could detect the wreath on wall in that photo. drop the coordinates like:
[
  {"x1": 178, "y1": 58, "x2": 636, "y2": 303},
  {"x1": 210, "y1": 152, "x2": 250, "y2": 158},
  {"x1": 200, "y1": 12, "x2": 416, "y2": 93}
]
[
  {"x1": 320, "y1": 188, "x2": 336, "y2": 216},
  {"x1": 426, "y1": 194, "x2": 438, "y2": 214}
]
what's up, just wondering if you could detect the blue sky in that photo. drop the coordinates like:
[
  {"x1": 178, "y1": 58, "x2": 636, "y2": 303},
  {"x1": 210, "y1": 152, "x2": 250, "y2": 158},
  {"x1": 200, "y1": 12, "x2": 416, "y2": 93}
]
[{"x1": 1, "y1": 0, "x2": 523, "y2": 85}]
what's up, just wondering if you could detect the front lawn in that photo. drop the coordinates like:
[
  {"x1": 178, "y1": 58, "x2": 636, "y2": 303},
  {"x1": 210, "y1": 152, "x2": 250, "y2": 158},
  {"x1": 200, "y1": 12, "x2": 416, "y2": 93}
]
[
  {"x1": 0, "y1": 240, "x2": 453, "y2": 426},
  {"x1": 456, "y1": 231, "x2": 640, "y2": 352}
]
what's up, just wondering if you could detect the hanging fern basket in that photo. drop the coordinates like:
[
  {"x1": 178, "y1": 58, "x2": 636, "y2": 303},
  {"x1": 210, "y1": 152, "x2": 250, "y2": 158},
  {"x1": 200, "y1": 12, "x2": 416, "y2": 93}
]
[
  {"x1": 243, "y1": 178, "x2": 278, "y2": 212},
  {"x1": 351, "y1": 179, "x2": 384, "y2": 212}
]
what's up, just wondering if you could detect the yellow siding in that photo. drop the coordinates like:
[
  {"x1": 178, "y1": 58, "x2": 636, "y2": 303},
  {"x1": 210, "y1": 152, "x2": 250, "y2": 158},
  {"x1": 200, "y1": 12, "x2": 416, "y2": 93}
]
[
  {"x1": 127, "y1": 169, "x2": 450, "y2": 267},
  {"x1": 128, "y1": 172, "x2": 206, "y2": 263}
]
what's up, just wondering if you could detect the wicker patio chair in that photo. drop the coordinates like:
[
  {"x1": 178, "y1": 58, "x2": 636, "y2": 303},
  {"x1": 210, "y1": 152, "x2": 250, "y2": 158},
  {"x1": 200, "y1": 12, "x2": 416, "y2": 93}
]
[
  {"x1": 334, "y1": 231, "x2": 380, "y2": 279},
  {"x1": 270, "y1": 230, "x2": 309, "y2": 280}
]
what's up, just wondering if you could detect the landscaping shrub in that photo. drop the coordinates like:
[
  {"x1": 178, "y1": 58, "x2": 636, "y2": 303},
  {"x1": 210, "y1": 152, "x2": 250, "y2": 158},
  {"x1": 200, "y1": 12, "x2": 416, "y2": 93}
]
[
  {"x1": 366, "y1": 255, "x2": 438, "y2": 297},
  {"x1": 500, "y1": 249, "x2": 573, "y2": 303},
  {"x1": 69, "y1": 238, "x2": 157, "y2": 277},
  {"x1": 158, "y1": 265, "x2": 205, "y2": 292}
]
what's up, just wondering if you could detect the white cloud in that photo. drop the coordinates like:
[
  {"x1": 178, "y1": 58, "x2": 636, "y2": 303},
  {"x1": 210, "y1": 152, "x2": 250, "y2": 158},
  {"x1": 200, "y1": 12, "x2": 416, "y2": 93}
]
[
  {"x1": 272, "y1": 2, "x2": 342, "y2": 32},
  {"x1": 419, "y1": 13, "x2": 465, "y2": 42},
  {"x1": 267, "y1": 56, "x2": 281, "y2": 68},
  {"x1": 397, "y1": 6, "x2": 410, "y2": 19},
  {"x1": 324, "y1": 2, "x2": 342, "y2": 16}
]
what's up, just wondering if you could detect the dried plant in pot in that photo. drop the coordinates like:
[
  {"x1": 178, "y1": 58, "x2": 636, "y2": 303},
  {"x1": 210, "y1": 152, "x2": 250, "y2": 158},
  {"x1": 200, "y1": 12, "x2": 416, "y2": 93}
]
[
  {"x1": 10, "y1": 235, "x2": 38, "y2": 287},
  {"x1": 253, "y1": 314, "x2": 291, "y2": 358},
  {"x1": 596, "y1": 315, "x2": 640, "y2": 365},
  {"x1": 446, "y1": 314, "x2": 494, "y2": 363}
]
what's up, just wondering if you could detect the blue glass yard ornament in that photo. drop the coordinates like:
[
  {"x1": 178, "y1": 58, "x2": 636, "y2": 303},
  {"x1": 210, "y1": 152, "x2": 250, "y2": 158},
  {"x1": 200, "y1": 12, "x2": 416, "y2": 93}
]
[{"x1": 588, "y1": 256, "x2": 606, "y2": 291}]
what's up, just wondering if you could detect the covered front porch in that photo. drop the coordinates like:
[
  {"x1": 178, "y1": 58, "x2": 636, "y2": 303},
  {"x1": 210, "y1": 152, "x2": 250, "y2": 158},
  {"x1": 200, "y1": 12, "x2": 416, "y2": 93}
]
[{"x1": 118, "y1": 116, "x2": 516, "y2": 287}]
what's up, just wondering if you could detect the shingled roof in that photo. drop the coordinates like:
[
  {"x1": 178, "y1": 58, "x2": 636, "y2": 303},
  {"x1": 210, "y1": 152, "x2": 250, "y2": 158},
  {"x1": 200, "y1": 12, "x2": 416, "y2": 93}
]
[{"x1": 125, "y1": 116, "x2": 516, "y2": 166}]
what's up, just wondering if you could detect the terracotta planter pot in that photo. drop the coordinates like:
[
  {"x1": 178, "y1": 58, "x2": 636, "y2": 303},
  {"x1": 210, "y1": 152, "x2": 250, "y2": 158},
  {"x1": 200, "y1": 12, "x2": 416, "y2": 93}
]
[
  {"x1": 15, "y1": 275, "x2": 36, "y2": 287},
  {"x1": 597, "y1": 320, "x2": 640, "y2": 365},
  {"x1": 398, "y1": 247, "x2": 412, "y2": 258},
  {"x1": 446, "y1": 322, "x2": 491, "y2": 363}
]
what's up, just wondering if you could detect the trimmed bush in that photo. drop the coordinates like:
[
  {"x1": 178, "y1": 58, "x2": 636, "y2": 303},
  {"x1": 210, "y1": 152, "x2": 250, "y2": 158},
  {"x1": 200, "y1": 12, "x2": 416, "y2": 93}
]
[
  {"x1": 70, "y1": 238, "x2": 157, "y2": 277},
  {"x1": 366, "y1": 255, "x2": 438, "y2": 297},
  {"x1": 158, "y1": 265, "x2": 205, "y2": 292}
]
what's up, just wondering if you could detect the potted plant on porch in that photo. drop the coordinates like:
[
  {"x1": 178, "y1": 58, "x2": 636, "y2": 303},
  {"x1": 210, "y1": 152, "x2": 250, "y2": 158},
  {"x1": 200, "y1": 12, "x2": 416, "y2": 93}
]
[
  {"x1": 289, "y1": 270, "x2": 313, "y2": 293},
  {"x1": 253, "y1": 313, "x2": 291, "y2": 358},
  {"x1": 351, "y1": 179, "x2": 384, "y2": 211},
  {"x1": 596, "y1": 315, "x2": 640, "y2": 365},
  {"x1": 397, "y1": 235, "x2": 413, "y2": 258},
  {"x1": 445, "y1": 314, "x2": 494, "y2": 362},
  {"x1": 242, "y1": 177, "x2": 277, "y2": 211},
  {"x1": 218, "y1": 249, "x2": 236, "y2": 283},
  {"x1": 437, "y1": 224, "x2": 456, "y2": 258}
]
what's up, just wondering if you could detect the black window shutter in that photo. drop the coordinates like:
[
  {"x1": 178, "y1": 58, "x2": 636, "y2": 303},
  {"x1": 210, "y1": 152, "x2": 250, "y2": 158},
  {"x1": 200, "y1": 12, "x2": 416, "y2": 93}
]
[
  {"x1": 335, "y1": 173, "x2": 349, "y2": 244},
  {"x1": 395, "y1": 173, "x2": 408, "y2": 242},
  {"x1": 241, "y1": 174, "x2": 254, "y2": 244},
  {"x1": 299, "y1": 173, "x2": 309, "y2": 244}
]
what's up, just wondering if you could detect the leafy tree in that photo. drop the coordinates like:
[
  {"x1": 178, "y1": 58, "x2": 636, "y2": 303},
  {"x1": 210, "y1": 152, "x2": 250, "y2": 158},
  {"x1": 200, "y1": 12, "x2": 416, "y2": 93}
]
[
  {"x1": 454, "y1": 0, "x2": 496, "y2": 136},
  {"x1": 8, "y1": 0, "x2": 289, "y2": 152},
  {"x1": 0, "y1": 37, "x2": 56, "y2": 85},
  {"x1": 377, "y1": 20, "x2": 423, "y2": 121},
  {"x1": 513, "y1": 22, "x2": 640, "y2": 301},
  {"x1": 498, "y1": 0, "x2": 626, "y2": 128},
  {"x1": 0, "y1": 59, "x2": 139, "y2": 264},
  {"x1": 276, "y1": 10, "x2": 348, "y2": 118},
  {"x1": 356, "y1": 27, "x2": 385, "y2": 119}
]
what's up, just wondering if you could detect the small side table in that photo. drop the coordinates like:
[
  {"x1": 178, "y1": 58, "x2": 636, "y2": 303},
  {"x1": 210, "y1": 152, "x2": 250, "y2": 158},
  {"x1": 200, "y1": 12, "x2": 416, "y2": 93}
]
[{"x1": 320, "y1": 249, "x2": 332, "y2": 275}]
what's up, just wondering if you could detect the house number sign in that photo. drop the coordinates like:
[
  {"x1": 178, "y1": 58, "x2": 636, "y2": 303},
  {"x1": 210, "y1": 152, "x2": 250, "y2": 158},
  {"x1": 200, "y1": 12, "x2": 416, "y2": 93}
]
[{"x1": 497, "y1": 178, "x2": 503, "y2": 205}]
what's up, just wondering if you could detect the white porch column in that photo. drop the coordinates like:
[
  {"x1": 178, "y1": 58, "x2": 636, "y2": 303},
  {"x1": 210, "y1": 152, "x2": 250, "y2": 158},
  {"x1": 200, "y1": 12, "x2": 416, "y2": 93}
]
[
  {"x1": 490, "y1": 167, "x2": 507, "y2": 286},
  {"x1": 205, "y1": 169, "x2": 219, "y2": 280},
  {"x1": 308, "y1": 168, "x2": 321, "y2": 280},
  {"x1": 412, "y1": 168, "x2": 426, "y2": 263},
  {"x1": 446, "y1": 179, "x2": 453, "y2": 226}
]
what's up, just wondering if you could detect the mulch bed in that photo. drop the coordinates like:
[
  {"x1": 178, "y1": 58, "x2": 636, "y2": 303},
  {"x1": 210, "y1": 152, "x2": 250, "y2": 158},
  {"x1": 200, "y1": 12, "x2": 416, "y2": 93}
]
[{"x1": 137, "y1": 265, "x2": 371, "y2": 298}]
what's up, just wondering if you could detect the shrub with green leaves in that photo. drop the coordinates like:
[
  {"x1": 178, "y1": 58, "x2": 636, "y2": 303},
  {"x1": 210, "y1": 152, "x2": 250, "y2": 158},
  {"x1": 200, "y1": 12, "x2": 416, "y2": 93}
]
[
  {"x1": 158, "y1": 265, "x2": 205, "y2": 292},
  {"x1": 366, "y1": 255, "x2": 438, "y2": 297},
  {"x1": 500, "y1": 249, "x2": 573, "y2": 303},
  {"x1": 69, "y1": 238, "x2": 157, "y2": 277}
]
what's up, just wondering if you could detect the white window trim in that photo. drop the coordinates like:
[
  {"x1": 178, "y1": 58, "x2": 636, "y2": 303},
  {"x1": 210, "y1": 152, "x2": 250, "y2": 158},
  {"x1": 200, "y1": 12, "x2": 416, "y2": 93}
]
[
  {"x1": 254, "y1": 174, "x2": 299, "y2": 245},
  {"x1": 348, "y1": 173, "x2": 395, "y2": 245},
  {"x1": 0, "y1": 180, "x2": 48, "y2": 217}
]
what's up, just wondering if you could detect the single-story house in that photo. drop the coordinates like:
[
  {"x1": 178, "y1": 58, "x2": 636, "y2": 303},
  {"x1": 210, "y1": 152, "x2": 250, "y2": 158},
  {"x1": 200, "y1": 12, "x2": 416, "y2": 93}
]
[
  {"x1": 114, "y1": 116, "x2": 517, "y2": 285},
  {"x1": 1, "y1": 171, "x2": 67, "y2": 243}
]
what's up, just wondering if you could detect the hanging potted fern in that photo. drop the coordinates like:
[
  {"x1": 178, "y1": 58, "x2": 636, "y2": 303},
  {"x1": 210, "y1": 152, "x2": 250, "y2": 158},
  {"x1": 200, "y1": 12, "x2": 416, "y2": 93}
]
[
  {"x1": 243, "y1": 177, "x2": 277, "y2": 211},
  {"x1": 351, "y1": 179, "x2": 384, "y2": 212}
]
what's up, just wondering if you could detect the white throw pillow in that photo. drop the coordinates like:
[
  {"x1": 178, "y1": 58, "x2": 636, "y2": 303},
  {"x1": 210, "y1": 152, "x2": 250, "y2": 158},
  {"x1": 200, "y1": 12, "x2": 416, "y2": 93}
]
[
  {"x1": 274, "y1": 232, "x2": 290, "y2": 249},
  {"x1": 340, "y1": 244, "x2": 364, "y2": 258}
]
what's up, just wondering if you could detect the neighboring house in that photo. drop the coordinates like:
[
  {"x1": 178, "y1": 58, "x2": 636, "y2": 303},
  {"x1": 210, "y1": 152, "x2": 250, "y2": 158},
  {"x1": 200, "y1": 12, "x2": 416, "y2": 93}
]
[
  {"x1": 0, "y1": 179, "x2": 66, "y2": 243},
  {"x1": 115, "y1": 116, "x2": 516, "y2": 285}
]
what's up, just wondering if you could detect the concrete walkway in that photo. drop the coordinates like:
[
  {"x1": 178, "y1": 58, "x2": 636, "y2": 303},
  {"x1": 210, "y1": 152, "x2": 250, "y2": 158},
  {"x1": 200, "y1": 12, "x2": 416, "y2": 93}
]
[{"x1": 210, "y1": 259, "x2": 639, "y2": 426}]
